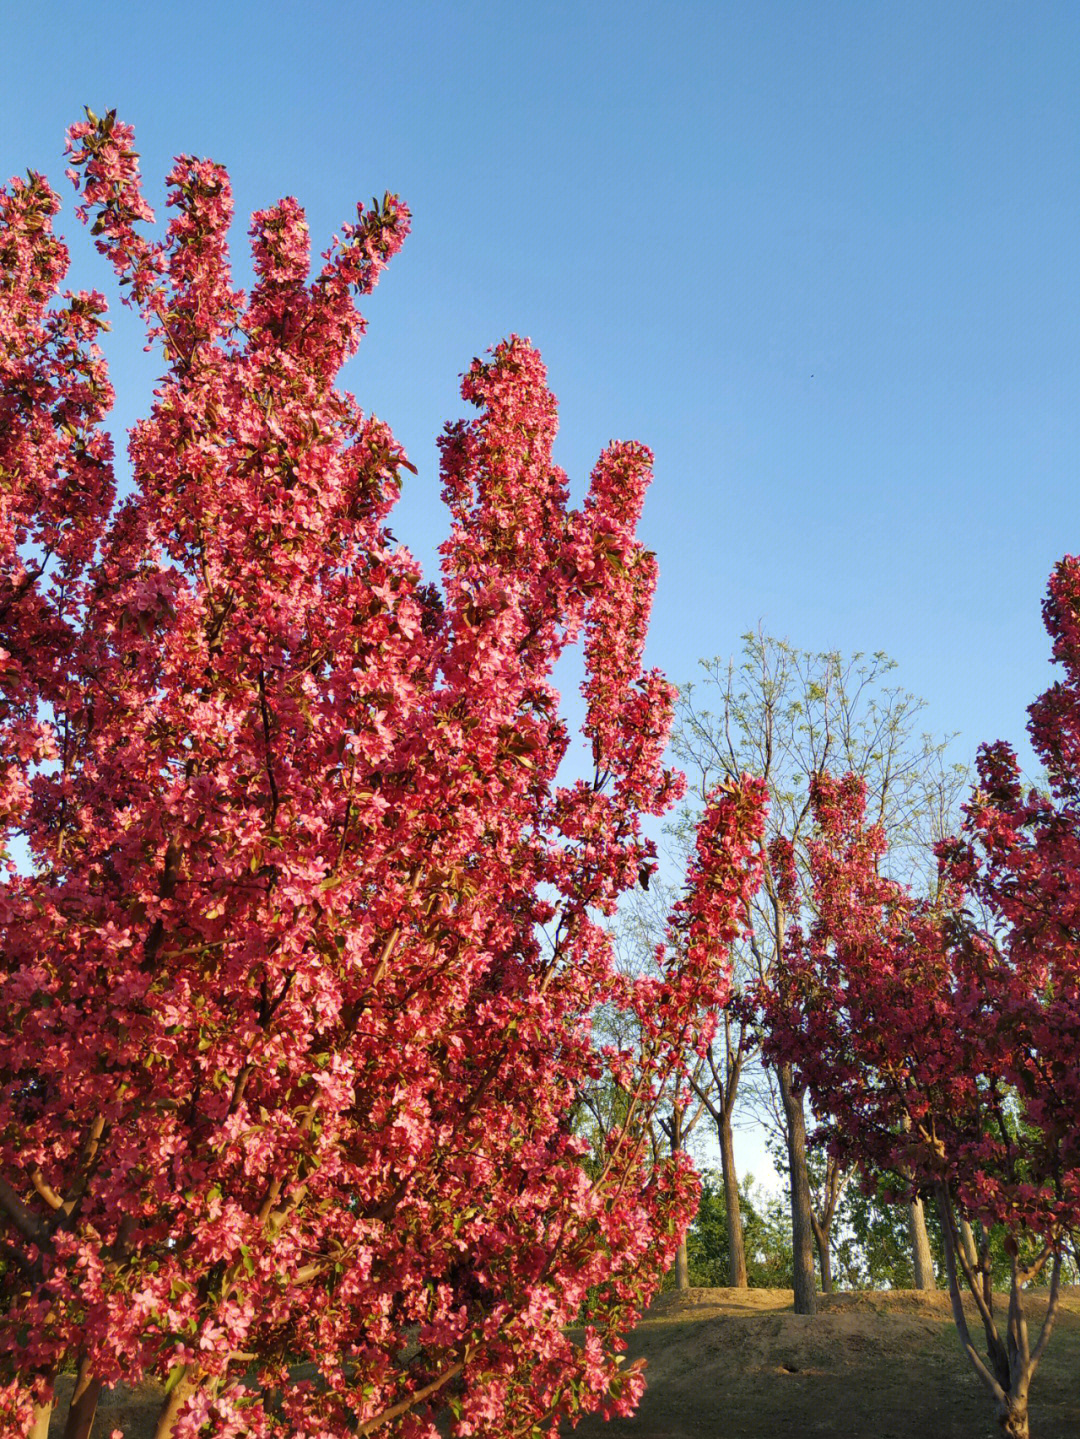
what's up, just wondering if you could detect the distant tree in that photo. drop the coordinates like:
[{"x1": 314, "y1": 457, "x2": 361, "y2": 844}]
[
  {"x1": 671, "y1": 633, "x2": 964, "y2": 1312},
  {"x1": 571, "y1": 1013, "x2": 708, "y2": 1295},
  {"x1": 830, "y1": 1173, "x2": 943, "y2": 1290},
  {"x1": 675, "y1": 1170, "x2": 794, "y2": 1290}
]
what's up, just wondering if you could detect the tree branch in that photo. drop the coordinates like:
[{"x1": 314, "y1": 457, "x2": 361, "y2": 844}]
[
  {"x1": 0, "y1": 1174, "x2": 47, "y2": 1246},
  {"x1": 354, "y1": 1359, "x2": 465, "y2": 1436}
]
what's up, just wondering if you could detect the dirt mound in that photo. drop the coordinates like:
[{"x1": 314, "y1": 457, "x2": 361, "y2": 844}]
[
  {"x1": 572, "y1": 1287, "x2": 1080, "y2": 1439},
  {"x1": 643, "y1": 1287, "x2": 944, "y2": 1379}
]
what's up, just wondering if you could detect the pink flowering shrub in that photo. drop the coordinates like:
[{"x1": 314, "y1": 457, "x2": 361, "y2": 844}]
[{"x1": 0, "y1": 113, "x2": 764, "y2": 1438}]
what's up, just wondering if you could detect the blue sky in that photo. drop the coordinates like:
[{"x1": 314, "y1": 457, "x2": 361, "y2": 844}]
[
  {"x1": 7, "y1": 0, "x2": 1078, "y2": 1193},
  {"x1": 7, "y1": 1, "x2": 1078, "y2": 780}
]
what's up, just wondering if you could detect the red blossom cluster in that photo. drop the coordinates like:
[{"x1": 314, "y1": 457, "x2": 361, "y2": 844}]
[
  {"x1": 653, "y1": 778, "x2": 767, "y2": 1047},
  {"x1": 0, "y1": 114, "x2": 764, "y2": 1439}
]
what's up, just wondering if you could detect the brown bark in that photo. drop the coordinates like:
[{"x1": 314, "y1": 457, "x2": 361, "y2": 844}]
[
  {"x1": 778, "y1": 1063, "x2": 816, "y2": 1315},
  {"x1": 808, "y1": 1153, "x2": 844, "y2": 1295},
  {"x1": 62, "y1": 1356, "x2": 102, "y2": 1439},
  {"x1": 0, "y1": 1174, "x2": 48, "y2": 1246},
  {"x1": 660, "y1": 1099, "x2": 696, "y2": 1291},
  {"x1": 354, "y1": 1359, "x2": 465, "y2": 1436},
  {"x1": 716, "y1": 1107, "x2": 748, "y2": 1288},
  {"x1": 898, "y1": 1115, "x2": 935, "y2": 1291},
  {"x1": 810, "y1": 1212, "x2": 833, "y2": 1293},
  {"x1": 934, "y1": 1186, "x2": 1061, "y2": 1439},
  {"x1": 909, "y1": 1196, "x2": 936, "y2": 1291},
  {"x1": 674, "y1": 1234, "x2": 690, "y2": 1291},
  {"x1": 999, "y1": 1398, "x2": 1030, "y2": 1439},
  {"x1": 691, "y1": 1015, "x2": 749, "y2": 1288}
]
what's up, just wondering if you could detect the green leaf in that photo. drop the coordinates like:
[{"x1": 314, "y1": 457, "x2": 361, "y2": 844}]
[{"x1": 163, "y1": 1363, "x2": 186, "y2": 1396}]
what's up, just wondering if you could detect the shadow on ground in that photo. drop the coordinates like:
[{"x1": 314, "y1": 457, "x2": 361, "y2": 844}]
[{"x1": 46, "y1": 1287, "x2": 1080, "y2": 1437}]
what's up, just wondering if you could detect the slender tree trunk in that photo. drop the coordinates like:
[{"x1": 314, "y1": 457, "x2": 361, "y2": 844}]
[
  {"x1": 898, "y1": 1116, "x2": 936, "y2": 1291},
  {"x1": 778, "y1": 1063, "x2": 816, "y2": 1315},
  {"x1": 808, "y1": 1154, "x2": 844, "y2": 1296},
  {"x1": 816, "y1": 1232, "x2": 832, "y2": 1293},
  {"x1": 959, "y1": 1217, "x2": 979, "y2": 1272},
  {"x1": 669, "y1": 1101, "x2": 690, "y2": 1291},
  {"x1": 909, "y1": 1197, "x2": 936, "y2": 1291},
  {"x1": 811, "y1": 1215, "x2": 833, "y2": 1293},
  {"x1": 717, "y1": 1109, "x2": 748, "y2": 1288},
  {"x1": 62, "y1": 1356, "x2": 102, "y2": 1439},
  {"x1": 933, "y1": 1186, "x2": 1059, "y2": 1439},
  {"x1": 28, "y1": 1401, "x2": 52, "y2": 1439},
  {"x1": 674, "y1": 1235, "x2": 690, "y2": 1291}
]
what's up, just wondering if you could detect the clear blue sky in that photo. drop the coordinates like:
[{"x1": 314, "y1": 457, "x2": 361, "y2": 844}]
[{"x1": 6, "y1": 0, "x2": 1079, "y2": 776}]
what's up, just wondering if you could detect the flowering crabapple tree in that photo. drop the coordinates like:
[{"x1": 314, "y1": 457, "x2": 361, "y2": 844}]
[
  {"x1": 0, "y1": 113, "x2": 767, "y2": 1439},
  {"x1": 766, "y1": 711, "x2": 1080, "y2": 1439}
]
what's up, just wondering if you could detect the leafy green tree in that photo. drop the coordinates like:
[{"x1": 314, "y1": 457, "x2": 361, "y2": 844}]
[
  {"x1": 831, "y1": 1176, "x2": 943, "y2": 1290},
  {"x1": 666, "y1": 1170, "x2": 794, "y2": 1290}
]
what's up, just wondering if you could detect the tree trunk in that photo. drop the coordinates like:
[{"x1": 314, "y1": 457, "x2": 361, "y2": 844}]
[
  {"x1": 812, "y1": 1217, "x2": 833, "y2": 1293},
  {"x1": 999, "y1": 1396, "x2": 1030, "y2": 1439},
  {"x1": 717, "y1": 1107, "x2": 748, "y2": 1288},
  {"x1": 674, "y1": 1235, "x2": 690, "y2": 1291},
  {"x1": 778, "y1": 1063, "x2": 817, "y2": 1315},
  {"x1": 28, "y1": 1402, "x2": 52, "y2": 1439},
  {"x1": 908, "y1": 1196, "x2": 936, "y2": 1291},
  {"x1": 959, "y1": 1217, "x2": 979, "y2": 1272},
  {"x1": 62, "y1": 1357, "x2": 102, "y2": 1439},
  {"x1": 668, "y1": 1101, "x2": 690, "y2": 1291},
  {"x1": 935, "y1": 1187, "x2": 1044, "y2": 1439},
  {"x1": 153, "y1": 1368, "x2": 199, "y2": 1439}
]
